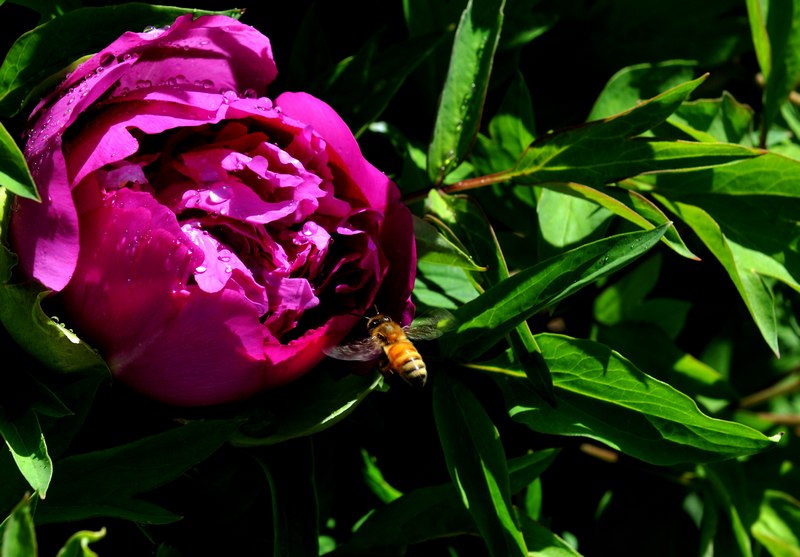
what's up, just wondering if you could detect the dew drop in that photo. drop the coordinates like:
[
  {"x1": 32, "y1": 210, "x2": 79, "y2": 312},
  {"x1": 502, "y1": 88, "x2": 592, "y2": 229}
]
[
  {"x1": 135, "y1": 79, "x2": 152, "y2": 89},
  {"x1": 220, "y1": 88, "x2": 238, "y2": 104},
  {"x1": 196, "y1": 79, "x2": 214, "y2": 89},
  {"x1": 208, "y1": 186, "x2": 230, "y2": 204},
  {"x1": 99, "y1": 52, "x2": 116, "y2": 67},
  {"x1": 242, "y1": 88, "x2": 257, "y2": 99},
  {"x1": 195, "y1": 265, "x2": 207, "y2": 274}
]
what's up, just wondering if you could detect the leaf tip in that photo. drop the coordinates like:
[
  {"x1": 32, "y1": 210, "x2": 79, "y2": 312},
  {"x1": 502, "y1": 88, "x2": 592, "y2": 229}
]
[{"x1": 768, "y1": 431, "x2": 784, "y2": 443}]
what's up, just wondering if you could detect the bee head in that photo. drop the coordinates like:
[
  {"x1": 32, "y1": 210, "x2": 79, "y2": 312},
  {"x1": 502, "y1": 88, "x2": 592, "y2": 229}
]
[{"x1": 366, "y1": 313, "x2": 392, "y2": 333}]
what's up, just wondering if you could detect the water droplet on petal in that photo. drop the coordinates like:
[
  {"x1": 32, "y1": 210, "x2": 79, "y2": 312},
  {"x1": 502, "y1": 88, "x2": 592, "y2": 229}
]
[
  {"x1": 220, "y1": 88, "x2": 238, "y2": 104},
  {"x1": 195, "y1": 265, "x2": 207, "y2": 274},
  {"x1": 99, "y1": 52, "x2": 115, "y2": 67},
  {"x1": 136, "y1": 79, "x2": 152, "y2": 89},
  {"x1": 208, "y1": 186, "x2": 230, "y2": 204}
]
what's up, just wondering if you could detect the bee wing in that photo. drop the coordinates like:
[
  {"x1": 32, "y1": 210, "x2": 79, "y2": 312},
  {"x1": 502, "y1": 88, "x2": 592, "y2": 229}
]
[
  {"x1": 405, "y1": 308, "x2": 458, "y2": 341},
  {"x1": 324, "y1": 337, "x2": 383, "y2": 361}
]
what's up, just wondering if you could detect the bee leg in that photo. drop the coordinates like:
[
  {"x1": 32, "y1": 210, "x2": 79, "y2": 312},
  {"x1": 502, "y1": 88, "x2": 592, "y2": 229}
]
[{"x1": 377, "y1": 358, "x2": 395, "y2": 380}]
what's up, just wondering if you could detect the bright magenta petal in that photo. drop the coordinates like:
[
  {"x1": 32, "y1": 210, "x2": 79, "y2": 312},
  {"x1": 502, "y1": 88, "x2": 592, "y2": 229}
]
[
  {"x1": 112, "y1": 286, "x2": 269, "y2": 407},
  {"x1": 10, "y1": 140, "x2": 79, "y2": 291},
  {"x1": 273, "y1": 92, "x2": 397, "y2": 212}
]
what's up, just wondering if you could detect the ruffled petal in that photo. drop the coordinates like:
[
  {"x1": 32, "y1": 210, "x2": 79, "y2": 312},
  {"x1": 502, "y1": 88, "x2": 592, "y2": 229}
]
[{"x1": 273, "y1": 92, "x2": 397, "y2": 212}]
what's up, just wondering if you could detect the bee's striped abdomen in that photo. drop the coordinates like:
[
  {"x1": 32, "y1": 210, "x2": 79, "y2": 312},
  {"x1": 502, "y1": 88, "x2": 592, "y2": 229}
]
[{"x1": 385, "y1": 340, "x2": 427, "y2": 387}]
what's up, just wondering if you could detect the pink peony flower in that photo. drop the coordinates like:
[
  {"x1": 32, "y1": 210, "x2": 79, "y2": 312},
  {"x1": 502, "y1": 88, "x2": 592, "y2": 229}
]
[{"x1": 10, "y1": 14, "x2": 416, "y2": 406}]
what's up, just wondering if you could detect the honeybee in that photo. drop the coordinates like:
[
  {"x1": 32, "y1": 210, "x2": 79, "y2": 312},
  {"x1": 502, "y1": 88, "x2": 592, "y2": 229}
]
[{"x1": 324, "y1": 309, "x2": 455, "y2": 387}]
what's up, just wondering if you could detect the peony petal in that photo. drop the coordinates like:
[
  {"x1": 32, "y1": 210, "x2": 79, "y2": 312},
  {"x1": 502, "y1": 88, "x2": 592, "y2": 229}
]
[
  {"x1": 262, "y1": 314, "x2": 361, "y2": 389},
  {"x1": 112, "y1": 284, "x2": 270, "y2": 406},
  {"x1": 60, "y1": 188, "x2": 202, "y2": 361},
  {"x1": 10, "y1": 140, "x2": 79, "y2": 291},
  {"x1": 274, "y1": 92, "x2": 397, "y2": 213}
]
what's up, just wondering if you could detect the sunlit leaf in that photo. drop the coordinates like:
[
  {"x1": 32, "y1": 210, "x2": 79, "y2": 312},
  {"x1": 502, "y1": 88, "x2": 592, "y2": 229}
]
[
  {"x1": 413, "y1": 260, "x2": 480, "y2": 310},
  {"x1": 0, "y1": 495, "x2": 37, "y2": 557},
  {"x1": 361, "y1": 449, "x2": 403, "y2": 504},
  {"x1": 0, "y1": 276, "x2": 111, "y2": 376},
  {"x1": 484, "y1": 77, "x2": 761, "y2": 188},
  {"x1": 517, "y1": 512, "x2": 583, "y2": 556},
  {"x1": 414, "y1": 215, "x2": 487, "y2": 271},
  {"x1": 472, "y1": 71, "x2": 537, "y2": 175},
  {"x1": 428, "y1": 0, "x2": 505, "y2": 184},
  {"x1": 0, "y1": 122, "x2": 37, "y2": 201},
  {"x1": 55, "y1": 528, "x2": 106, "y2": 557},
  {"x1": 665, "y1": 93, "x2": 756, "y2": 145},
  {"x1": 425, "y1": 189, "x2": 554, "y2": 401},
  {"x1": 652, "y1": 153, "x2": 800, "y2": 355},
  {"x1": 588, "y1": 59, "x2": 697, "y2": 121},
  {"x1": 752, "y1": 490, "x2": 800, "y2": 557},
  {"x1": 757, "y1": 0, "x2": 800, "y2": 143},
  {"x1": 536, "y1": 188, "x2": 612, "y2": 256},
  {"x1": 444, "y1": 223, "x2": 669, "y2": 361},
  {"x1": 477, "y1": 335, "x2": 780, "y2": 465},
  {"x1": 0, "y1": 408, "x2": 52, "y2": 499}
]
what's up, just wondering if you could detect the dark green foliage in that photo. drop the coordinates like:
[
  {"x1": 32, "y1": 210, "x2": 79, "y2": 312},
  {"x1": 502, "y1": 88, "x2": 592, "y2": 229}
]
[{"x1": 2, "y1": 1, "x2": 800, "y2": 555}]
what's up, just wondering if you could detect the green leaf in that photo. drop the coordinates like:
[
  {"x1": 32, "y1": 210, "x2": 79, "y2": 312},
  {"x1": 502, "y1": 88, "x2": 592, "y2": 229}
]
[
  {"x1": 507, "y1": 449, "x2": 560, "y2": 495},
  {"x1": 0, "y1": 276, "x2": 111, "y2": 376},
  {"x1": 424, "y1": 189, "x2": 554, "y2": 402},
  {"x1": 532, "y1": 182, "x2": 698, "y2": 259},
  {"x1": 472, "y1": 71, "x2": 537, "y2": 176},
  {"x1": 331, "y1": 450, "x2": 557, "y2": 556},
  {"x1": 317, "y1": 31, "x2": 444, "y2": 138},
  {"x1": 413, "y1": 215, "x2": 487, "y2": 271},
  {"x1": 596, "y1": 323, "x2": 741, "y2": 405},
  {"x1": 55, "y1": 528, "x2": 106, "y2": 557},
  {"x1": 0, "y1": 495, "x2": 37, "y2": 557},
  {"x1": 752, "y1": 490, "x2": 800, "y2": 556},
  {"x1": 0, "y1": 407, "x2": 52, "y2": 499},
  {"x1": 700, "y1": 463, "x2": 754, "y2": 557},
  {"x1": 0, "y1": 4, "x2": 244, "y2": 116},
  {"x1": 230, "y1": 370, "x2": 381, "y2": 447},
  {"x1": 487, "y1": 77, "x2": 761, "y2": 188},
  {"x1": 433, "y1": 372, "x2": 527, "y2": 557},
  {"x1": 536, "y1": 188, "x2": 612, "y2": 255},
  {"x1": 746, "y1": 0, "x2": 771, "y2": 82},
  {"x1": 361, "y1": 449, "x2": 403, "y2": 504},
  {"x1": 665, "y1": 93, "x2": 756, "y2": 145},
  {"x1": 34, "y1": 419, "x2": 239, "y2": 524},
  {"x1": 254, "y1": 439, "x2": 319, "y2": 557},
  {"x1": 444, "y1": 223, "x2": 670, "y2": 361},
  {"x1": 652, "y1": 154, "x2": 800, "y2": 356},
  {"x1": 588, "y1": 60, "x2": 698, "y2": 121},
  {"x1": 413, "y1": 260, "x2": 479, "y2": 310},
  {"x1": 759, "y1": 0, "x2": 800, "y2": 143},
  {"x1": 427, "y1": 0, "x2": 505, "y2": 185},
  {"x1": 0, "y1": 122, "x2": 38, "y2": 201},
  {"x1": 517, "y1": 512, "x2": 583, "y2": 556},
  {"x1": 593, "y1": 254, "x2": 691, "y2": 337},
  {"x1": 478, "y1": 335, "x2": 780, "y2": 465},
  {"x1": 333, "y1": 483, "x2": 474, "y2": 556}
]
